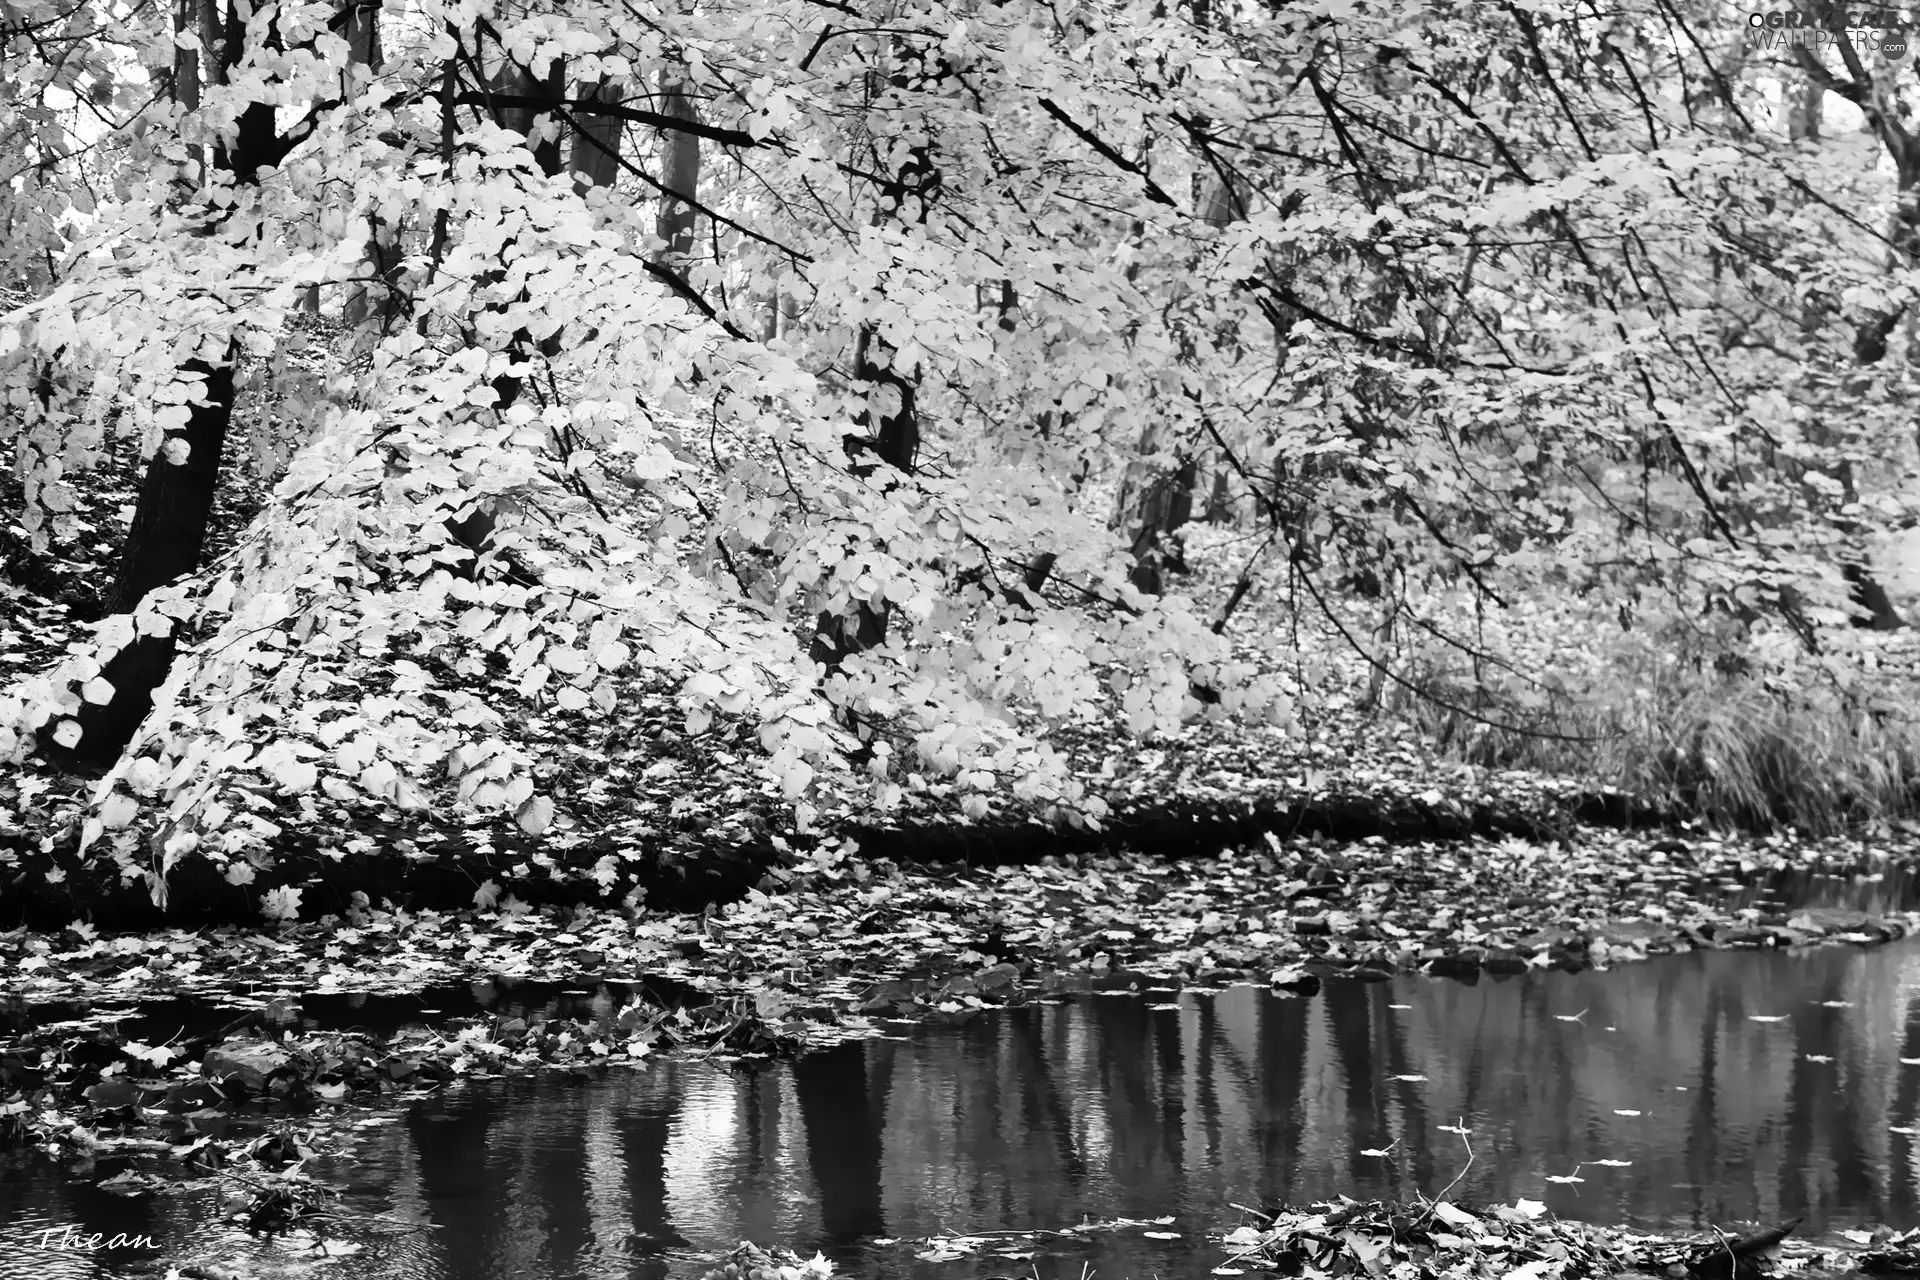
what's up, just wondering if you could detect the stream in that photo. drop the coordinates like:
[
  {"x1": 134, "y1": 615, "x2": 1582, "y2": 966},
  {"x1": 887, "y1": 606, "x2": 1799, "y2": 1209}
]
[{"x1": 4, "y1": 866, "x2": 1920, "y2": 1278}]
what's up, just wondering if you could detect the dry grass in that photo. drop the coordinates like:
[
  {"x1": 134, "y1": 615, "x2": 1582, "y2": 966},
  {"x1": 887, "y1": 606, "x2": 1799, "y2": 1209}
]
[{"x1": 1385, "y1": 613, "x2": 1920, "y2": 835}]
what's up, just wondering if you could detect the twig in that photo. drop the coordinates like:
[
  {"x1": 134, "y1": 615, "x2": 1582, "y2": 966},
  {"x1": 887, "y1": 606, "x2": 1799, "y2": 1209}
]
[{"x1": 1417, "y1": 1122, "x2": 1476, "y2": 1226}]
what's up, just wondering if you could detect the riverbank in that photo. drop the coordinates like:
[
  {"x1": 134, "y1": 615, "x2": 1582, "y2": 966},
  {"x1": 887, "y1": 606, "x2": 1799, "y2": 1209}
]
[{"x1": 4, "y1": 816, "x2": 1917, "y2": 1161}]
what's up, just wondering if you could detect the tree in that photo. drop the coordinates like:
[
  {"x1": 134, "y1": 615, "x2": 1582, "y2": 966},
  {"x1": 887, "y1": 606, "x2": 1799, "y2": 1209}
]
[{"x1": 1, "y1": 0, "x2": 1912, "y2": 905}]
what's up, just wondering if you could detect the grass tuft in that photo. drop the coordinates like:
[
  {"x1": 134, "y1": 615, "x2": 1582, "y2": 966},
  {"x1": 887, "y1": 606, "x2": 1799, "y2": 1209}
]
[{"x1": 1385, "y1": 610, "x2": 1920, "y2": 835}]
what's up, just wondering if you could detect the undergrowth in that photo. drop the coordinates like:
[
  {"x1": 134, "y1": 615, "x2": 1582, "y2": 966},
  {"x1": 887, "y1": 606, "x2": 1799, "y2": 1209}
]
[{"x1": 1384, "y1": 604, "x2": 1920, "y2": 835}]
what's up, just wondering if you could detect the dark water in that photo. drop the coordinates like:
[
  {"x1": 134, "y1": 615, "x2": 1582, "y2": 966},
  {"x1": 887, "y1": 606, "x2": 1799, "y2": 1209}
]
[{"x1": 6, "y1": 933, "x2": 1920, "y2": 1280}]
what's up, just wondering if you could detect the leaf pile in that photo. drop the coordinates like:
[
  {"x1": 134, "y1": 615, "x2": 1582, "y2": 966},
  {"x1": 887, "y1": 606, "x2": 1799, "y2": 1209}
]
[
  {"x1": 1216, "y1": 1200, "x2": 1816, "y2": 1280},
  {"x1": 694, "y1": 1242, "x2": 835, "y2": 1280}
]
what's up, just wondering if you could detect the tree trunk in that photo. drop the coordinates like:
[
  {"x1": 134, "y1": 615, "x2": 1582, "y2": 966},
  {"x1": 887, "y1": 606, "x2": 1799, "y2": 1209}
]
[
  {"x1": 443, "y1": 29, "x2": 579, "y2": 579},
  {"x1": 1120, "y1": 452, "x2": 1197, "y2": 596},
  {"x1": 568, "y1": 76, "x2": 625, "y2": 193},
  {"x1": 654, "y1": 69, "x2": 701, "y2": 264},
  {"x1": 51, "y1": 0, "x2": 302, "y2": 770},
  {"x1": 341, "y1": 0, "x2": 391, "y2": 329},
  {"x1": 62, "y1": 359, "x2": 237, "y2": 768},
  {"x1": 808, "y1": 47, "x2": 938, "y2": 671},
  {"x1": 1786, "y1": 76, "x2": 1822, "y2": 143}
]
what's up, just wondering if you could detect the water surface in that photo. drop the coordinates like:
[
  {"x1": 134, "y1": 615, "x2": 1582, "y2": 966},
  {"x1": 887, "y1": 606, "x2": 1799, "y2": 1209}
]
[{"x1": 6, "y1": 934, "x2": 1920, "y2": 1279}]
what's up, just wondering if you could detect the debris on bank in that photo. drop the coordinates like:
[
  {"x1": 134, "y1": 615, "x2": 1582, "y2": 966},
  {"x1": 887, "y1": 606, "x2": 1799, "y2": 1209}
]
[{"x1": 1214, "y1": 1198, "x2": 1817, "y2": 1279}]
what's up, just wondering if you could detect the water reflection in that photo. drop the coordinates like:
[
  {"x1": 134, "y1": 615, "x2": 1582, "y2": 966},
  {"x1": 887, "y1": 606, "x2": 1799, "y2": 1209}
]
[{"x1": 5, "y1": 939, "x2": 1920, "y2": 1279}]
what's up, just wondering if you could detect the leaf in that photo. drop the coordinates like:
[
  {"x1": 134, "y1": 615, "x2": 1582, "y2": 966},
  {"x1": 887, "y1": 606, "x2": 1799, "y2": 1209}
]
[
  {"x1": 98, "y1": 792, "x2": 138, "y2": 830},
  {"x1": 515, "y1": 795, "x2": 554, "y2": 836},
  {"x1": 1505, "y1": 1260, "x2": 1559, "y2": 1280},
  {"x1": 259, "y1": 885, "x2": 303, "y2": 923},
  {"x1": 122, "y1": 1041, "x2": 177, "y2": 1067},
  {"x1": 80, "y1": 676, "x2": 114, "y2": 704}
]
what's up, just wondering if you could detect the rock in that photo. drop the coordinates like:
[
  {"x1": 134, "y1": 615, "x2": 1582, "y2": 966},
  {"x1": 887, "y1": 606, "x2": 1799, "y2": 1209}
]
[
  {"x1": 201, "y1": 1041, "x2": 292, "y2": 1093},
  {"x1": 975, "y1": 962, "x2": 1022, "y2": 992}
]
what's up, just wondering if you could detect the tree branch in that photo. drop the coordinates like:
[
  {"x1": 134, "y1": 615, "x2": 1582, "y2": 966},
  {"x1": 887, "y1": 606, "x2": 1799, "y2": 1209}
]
[
  {"x1": 451, "y1": 91, "x2": 768, "y2": 149},
  {"x1": 1036, "y1": 97, "x2": 1177, "y2": 207}
]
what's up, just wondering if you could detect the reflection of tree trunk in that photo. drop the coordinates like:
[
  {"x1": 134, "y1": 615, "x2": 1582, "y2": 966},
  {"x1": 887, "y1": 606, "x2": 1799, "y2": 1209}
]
[
  {"x1": 1087, "y1": 994, "x2": 1185, "y2": 1179},
  {"x1": 1255, "y1": 990, "x2": 1312, "y2": 1205},
  {"x1": 1323, "y1": 981, "x2": 1384, "y2": 1184},
  {"x1": 794, "y1": 1041, "x2": 889, "y2": 1244},
  {"x1": 1891, "y1": 991, "x2": 1920, "y2": 1224},
  {"x1": 618, "y1": 1098, "x2": 687, "y2": 1249},
  {"x1": 535, "y1": 1093, "x2": 594, "y2": 1260},
  {"x1": 1010, "y1": 1008, "x2": 1089, "y2": 1181},
  {"x1": 1680, "y1": 982, "x2": 1723, "y2": 1222},
  {"x1": 1377, "y1": 990, "x2": 1436, "y2": 1195},
  {"x1": 409, "y1": 1098, "x2": 501, "y2": 1278},
  {"x1": 1784, "y1": 992, "x2": 1875, "y2": 1217}
]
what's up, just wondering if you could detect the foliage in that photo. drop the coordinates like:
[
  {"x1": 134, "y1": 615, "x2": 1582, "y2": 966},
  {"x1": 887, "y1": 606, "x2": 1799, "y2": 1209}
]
[{"x1": 3, "y1": 0, "x2": 1920, "y2": 898}]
